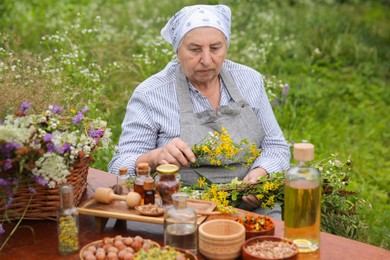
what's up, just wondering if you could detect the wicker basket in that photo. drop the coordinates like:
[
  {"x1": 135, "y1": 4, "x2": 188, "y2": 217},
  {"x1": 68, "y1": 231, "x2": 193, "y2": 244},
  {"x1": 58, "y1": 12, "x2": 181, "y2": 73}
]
[{"x1": 0, "y1": 154, "x2": 92, "y2": 221}]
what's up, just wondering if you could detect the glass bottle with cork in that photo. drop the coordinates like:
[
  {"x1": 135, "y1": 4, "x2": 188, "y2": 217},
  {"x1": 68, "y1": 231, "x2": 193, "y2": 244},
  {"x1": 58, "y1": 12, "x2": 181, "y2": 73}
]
[
  {"x1": 155, "y1": 164, "x2": 180, "y2": 208},
  {"x1": 112, "y1": 167, "x2": 129, "y2": 195},
  {"x1": 134, "y1": 162, "x2": 151, "y2": 202},
  {"x1": 284, "y1": 142, "x2": 321, "y2": 253},
  {"x1": 143, "y1": 177, "x2": 155, "y2": 205},
  {"x1": 57, "y1": 184, "x2": 79, "y2": 255},
  {"x1": 164, "y1": 192, "x2": 197, "y2": 254}
]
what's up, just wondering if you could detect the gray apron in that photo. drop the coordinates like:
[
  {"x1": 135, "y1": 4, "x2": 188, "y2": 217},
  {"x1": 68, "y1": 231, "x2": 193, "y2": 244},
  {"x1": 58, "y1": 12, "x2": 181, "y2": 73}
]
[{"x1": 176, "y1": 66, "x2": 266, "y2": 186}]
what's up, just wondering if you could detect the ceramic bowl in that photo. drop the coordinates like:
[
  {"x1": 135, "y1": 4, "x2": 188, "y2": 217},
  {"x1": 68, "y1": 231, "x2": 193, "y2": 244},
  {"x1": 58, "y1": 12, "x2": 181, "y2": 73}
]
[
  {"x1": 198, "y1": 219, "x2": 246, "y2": 260},
  {"x1": 242, "y1": 236, "x2": 299, "y2": 260},
  {"x1": 236, "y1": 215, "x2": 275, "y2": 240}
]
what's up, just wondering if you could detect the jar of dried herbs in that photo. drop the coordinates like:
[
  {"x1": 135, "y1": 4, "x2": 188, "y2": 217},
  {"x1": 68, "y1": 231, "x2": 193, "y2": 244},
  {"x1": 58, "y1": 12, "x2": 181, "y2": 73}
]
[
  {"x1": 155, "y1": 164, "x2": 180, "y2": 208},
  {"x1": 57, "y1": 184, "x2": 79, "y2": 255}
]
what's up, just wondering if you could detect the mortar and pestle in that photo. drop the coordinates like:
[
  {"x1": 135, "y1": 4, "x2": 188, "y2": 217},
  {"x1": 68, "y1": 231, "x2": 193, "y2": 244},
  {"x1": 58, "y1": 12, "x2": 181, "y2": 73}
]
[{"x1": 94, "y1": 187, "x2": 141, "y2": 208}]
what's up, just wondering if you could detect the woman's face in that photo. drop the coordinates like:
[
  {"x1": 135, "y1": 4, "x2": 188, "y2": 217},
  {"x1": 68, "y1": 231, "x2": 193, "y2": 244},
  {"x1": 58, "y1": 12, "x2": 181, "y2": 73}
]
[{"x1": 177, "y1": 27, "x2": 227, "y2": 87}]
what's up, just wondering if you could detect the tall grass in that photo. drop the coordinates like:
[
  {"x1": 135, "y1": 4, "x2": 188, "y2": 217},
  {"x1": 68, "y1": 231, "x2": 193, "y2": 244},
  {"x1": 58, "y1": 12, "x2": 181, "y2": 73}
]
[{"x1": 0, "y1": 0, "x2": 388, "y2": 249}]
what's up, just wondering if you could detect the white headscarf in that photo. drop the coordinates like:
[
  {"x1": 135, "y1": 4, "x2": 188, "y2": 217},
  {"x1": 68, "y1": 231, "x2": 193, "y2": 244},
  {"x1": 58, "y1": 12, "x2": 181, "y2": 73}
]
[{"x1": 161, "y1": 5, "x2": 231, "y2": 52}]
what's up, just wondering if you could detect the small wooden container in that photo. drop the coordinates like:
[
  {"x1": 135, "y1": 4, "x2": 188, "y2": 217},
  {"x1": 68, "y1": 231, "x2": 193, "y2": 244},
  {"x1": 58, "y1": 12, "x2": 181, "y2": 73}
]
[{"x1": 198, "y1": 219, "x2": 245, "y2": 260}]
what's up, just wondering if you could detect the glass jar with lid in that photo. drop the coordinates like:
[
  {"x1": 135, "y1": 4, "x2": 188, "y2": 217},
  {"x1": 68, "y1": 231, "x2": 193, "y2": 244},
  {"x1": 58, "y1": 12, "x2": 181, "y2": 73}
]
[{"x1": 155, "y1": 164, "x2": 180, "y2": 207}]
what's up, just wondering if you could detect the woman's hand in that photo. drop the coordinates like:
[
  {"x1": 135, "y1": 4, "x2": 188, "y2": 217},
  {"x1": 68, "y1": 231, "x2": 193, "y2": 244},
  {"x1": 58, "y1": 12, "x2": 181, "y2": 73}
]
[
  {"x1": 155, "y1": 137, "x2": 196, "y2": 168},
  {"x1": 136, "y1": 138, "x2": 196, "y2": 171},
  {"x1": 241, "y1": 167, "x2": 268, "y2": 209}
]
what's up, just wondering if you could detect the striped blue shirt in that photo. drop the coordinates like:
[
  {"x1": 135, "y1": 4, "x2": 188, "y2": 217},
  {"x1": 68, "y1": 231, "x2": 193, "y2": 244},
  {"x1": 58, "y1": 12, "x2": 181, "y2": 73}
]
[{"x1": 108, "y1": 60, "x2": 291, "y2": 177}]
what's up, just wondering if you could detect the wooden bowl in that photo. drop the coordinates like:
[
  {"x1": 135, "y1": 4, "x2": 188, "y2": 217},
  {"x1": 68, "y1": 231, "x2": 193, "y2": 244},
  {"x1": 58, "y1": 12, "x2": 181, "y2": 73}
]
[
  {"x1": 198, "y1": 219, "x2": 245, "y2": 260},
  {"x1": 242, "y1": 236, "x2": 299, "y2": 260},
  {"x1": 236, "y1": 215, "x2": 275, "y2": 240}
]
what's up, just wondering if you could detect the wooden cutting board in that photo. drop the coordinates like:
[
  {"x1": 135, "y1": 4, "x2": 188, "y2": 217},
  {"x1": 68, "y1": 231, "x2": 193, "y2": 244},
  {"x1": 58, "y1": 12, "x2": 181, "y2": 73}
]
[{"x1": 78, "y1": 198, "x2": 217, "y2": 225}]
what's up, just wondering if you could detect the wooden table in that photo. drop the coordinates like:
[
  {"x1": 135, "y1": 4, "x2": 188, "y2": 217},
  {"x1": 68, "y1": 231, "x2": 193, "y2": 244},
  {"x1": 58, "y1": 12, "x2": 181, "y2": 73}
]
[{"x1": 1, "y1": 168, "x2": 389, "y2": 260}]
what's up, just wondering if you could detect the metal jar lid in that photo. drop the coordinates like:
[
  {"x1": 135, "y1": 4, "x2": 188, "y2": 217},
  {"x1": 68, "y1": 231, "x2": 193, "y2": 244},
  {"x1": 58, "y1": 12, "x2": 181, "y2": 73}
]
[{"x1": 156, "y1": 164, "x2": 179, "y2": 175}]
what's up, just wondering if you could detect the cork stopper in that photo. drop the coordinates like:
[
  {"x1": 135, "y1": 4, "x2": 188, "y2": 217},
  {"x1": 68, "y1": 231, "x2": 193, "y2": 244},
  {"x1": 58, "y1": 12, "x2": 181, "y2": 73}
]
[
  {"x1": 294, "y1": 143, "x2": 315, "y2": 162},
  {"x1": 156, "y1": 164, "x2": 179, "y2": 175},
  {"x1": 143, "y1": 178, "x2": 155, "y2": 190},
  {"x1": 119, "y1": 167, "x2": 128, "y2": 176},
  {"x1": 136, "y1": 162, "x2": 150, "y2": 176},
  {"x1": 137, "y1": 162, "x2": 149, "y2": 170},
  {"x1": 59, "y1": 184, "x2": 74, "y2": 209}
]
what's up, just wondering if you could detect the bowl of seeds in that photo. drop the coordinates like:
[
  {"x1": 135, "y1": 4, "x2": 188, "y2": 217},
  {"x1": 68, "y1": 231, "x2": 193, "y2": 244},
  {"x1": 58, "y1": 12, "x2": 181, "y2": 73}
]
[{"x1": 242, "y1": 236, "x2": 299, "y2": 260}]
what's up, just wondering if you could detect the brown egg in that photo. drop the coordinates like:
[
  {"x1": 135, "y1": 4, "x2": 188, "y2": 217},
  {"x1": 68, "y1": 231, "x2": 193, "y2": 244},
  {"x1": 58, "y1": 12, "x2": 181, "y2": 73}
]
[
  {"x1": 123, "y1": 252, "x2": 134, "y2": 260},
  {"x1": 114, "y1": 235, "x2": 123, "y2": 241},
  {"x1": 123, "y1": 237, "x2": 133, "y2": 246},
  {"x1": 131, "y1": 240, "x2": 142, "y2": 252},
  {"x1": 96, "y1": 247, "x2": 105, "y2": 255},
  {"x1": 82, "y1": 249, "x2": 94, "y2": 258},
  {"x1": 133, "y1": 236, "x2": 143, "y2": 244},
  {"x1": 95, "y1": 251, "x2": 106, "y2": 260},
  {"x1": 87, "y1": 245, "x2": 97, "y2": 254},
  {"x1": 85, "y1": 254, "x2": 97, "y2": 260},
  {"x1": 107, "y1": 251, "x2": 118, "y2": 260},
  {"x1": 123, "y1": 246, "x2": 134, "y2": 254},
  {"x1": 107, "y1": 246, "x2": 119, "y2": 254},
  {"x1": 126, "y1": 192, "x2": 142, "y2": 208},
  {"x1": 114, "y1": 240, "x2": 124, "y2": 248},
  {"x1": 118, "y1": 249, "x2": 126, "y2": 260},
  {"x1": 103, "y1": 237, "x2": 114, "y2": 245},
  {"x1": 103, "y1": 243, "x2": 112, "y2": 252}
]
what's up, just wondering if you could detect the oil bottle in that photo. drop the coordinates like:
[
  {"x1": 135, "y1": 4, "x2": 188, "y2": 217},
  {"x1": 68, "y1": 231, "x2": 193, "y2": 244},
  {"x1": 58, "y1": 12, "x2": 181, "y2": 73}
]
[{"x1": 284, "y1": 142, "x2": 321, "y2": 253}]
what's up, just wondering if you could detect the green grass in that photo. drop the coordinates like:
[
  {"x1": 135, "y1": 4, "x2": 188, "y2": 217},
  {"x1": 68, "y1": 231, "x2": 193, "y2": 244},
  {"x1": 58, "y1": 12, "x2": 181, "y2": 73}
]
[{"x1": 1, "y1": 0, "x2": 389, "y2": 249}]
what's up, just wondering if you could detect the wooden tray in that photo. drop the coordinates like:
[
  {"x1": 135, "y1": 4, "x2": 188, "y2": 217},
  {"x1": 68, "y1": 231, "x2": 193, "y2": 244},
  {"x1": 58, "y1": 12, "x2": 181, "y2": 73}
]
[{"x1": 78, "y1": 198, "x2": 217, "y2": 225}]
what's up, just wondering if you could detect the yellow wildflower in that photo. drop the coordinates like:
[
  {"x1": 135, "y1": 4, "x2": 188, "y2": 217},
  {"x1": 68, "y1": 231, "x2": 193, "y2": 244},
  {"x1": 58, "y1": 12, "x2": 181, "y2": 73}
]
[{"x1": 197, "y1": 177, "x2": 206, "y2": 188}]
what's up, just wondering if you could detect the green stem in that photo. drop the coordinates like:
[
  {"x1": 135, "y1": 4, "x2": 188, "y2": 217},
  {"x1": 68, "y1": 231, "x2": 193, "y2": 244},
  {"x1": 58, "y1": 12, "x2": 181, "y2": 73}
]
[{"x1": 0, "y1": 194, "x2": 34, "y2": 252}]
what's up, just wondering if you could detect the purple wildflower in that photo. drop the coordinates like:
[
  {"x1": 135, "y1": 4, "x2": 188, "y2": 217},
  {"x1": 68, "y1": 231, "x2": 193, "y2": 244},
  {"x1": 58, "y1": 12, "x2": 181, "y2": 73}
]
[
  {"x1": 6, "y1": 197, "x2": 13, "y2": 207},
  {"x1": 51, "y1": 105, "x2": 63, "y2": 115},
  {"x1": 272, "y1": 98, "x2": 279, "y2": 107},
  {"x1": 43, "y1": 133, "x2": 53, "y2": 142},
  {"x1": 34, "y1": 176, "x2": 48, "y2": 186},
  {"x1": 60, "y1": 143, "x2": 71, "y2": 154},
  {"x1": 0, "y1": 178, "x2": 8, "y2": 186},
  {"x1": 29, "y1": 187, "x2": 36, "y2": 194},
  {"x1": 5, "y1": 141, "x2": 21, "y2": 151},
  {"x1": 12, "y1": 178, "x2": 19, "y2": 186},
  {"x1": 89, "y1": 125, "x2": 104, "y2": 142},
  {"x1": 81, "y1": 106, "x2": 90, "y2": 114},
  {"x1": 72, "y1": 112, "x2": 84, "y2": 125},
  {"x1": 19, "y1": 102, "x2": 32, "y2": 114},
  {"x1": 4, "y1": 159, "x2": 13, "y2": 171},
  {"x1": 46, "y1": 142, "x2": 58, "y2": 153},
  {"x1": 0, "y1": 223, "x2": 5, "y2": 234},
  {"x1": 282, "y1": 84, "x2": 290, "y2": 99}
]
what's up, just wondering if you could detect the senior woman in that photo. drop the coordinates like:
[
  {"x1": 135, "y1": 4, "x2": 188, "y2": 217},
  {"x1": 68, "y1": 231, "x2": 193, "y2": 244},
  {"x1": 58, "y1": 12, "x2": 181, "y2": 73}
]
[{"x1": 108, "y1": 5, "x2": 290, "y2": 217}]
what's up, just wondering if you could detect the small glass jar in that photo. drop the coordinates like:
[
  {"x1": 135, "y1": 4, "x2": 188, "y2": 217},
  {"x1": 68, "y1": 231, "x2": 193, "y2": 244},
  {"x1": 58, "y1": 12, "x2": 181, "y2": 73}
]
[
  {"x1": 113, "y1": 167, "x2": 129, "y2": 194},
  {"x1": 143, "y1": 177, "x2": 156, "y2": 205},
  {"x1": 155, "y1": 164, "x2": 180, "y2": 207},
  {"x1": 134, "y1": 162, "x2": 151, "y2": 200},
  {"x1": 57, "y1": 184, "x2": 79, "y2": 255}
]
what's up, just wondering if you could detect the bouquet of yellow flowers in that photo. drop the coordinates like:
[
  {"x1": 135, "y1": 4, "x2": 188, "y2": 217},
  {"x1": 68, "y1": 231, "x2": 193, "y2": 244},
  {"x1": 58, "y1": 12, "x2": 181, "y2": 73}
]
[{"x1": 191, "y1": 127, "x2": 261, "y2": 169}]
